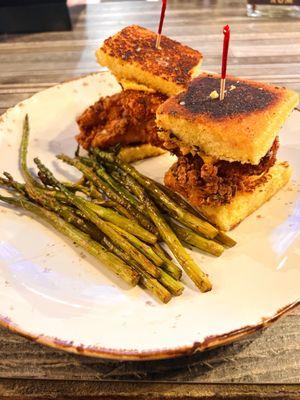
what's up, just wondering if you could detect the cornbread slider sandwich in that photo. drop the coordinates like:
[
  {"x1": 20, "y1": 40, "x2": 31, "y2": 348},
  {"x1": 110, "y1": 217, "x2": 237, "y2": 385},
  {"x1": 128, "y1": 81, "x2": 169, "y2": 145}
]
[
  {"x1": 156, "y1": 72, "x2": 299, "y2": 231},
  {"x1": 77, "y1": 25, "x2": 203, "y2": 162}
]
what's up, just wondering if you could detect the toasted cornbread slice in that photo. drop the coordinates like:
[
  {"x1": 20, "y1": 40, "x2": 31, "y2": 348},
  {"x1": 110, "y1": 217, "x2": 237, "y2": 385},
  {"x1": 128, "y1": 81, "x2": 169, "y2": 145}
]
[
  {"x1": 157, "y1": 73, "x2": 299, "y2": 164},
  {"x1": 166, "y1": 161, "x2": 291, "y2": 231},
  {"x1": 119, "y1": 79, "x2": 156, "y2": 93},
  {"x1": 119, "y1": 144, "x2": 166, "y2": 163},
  {"x1": 96, "y1": 25, "x2": 202, "y2": 97}
]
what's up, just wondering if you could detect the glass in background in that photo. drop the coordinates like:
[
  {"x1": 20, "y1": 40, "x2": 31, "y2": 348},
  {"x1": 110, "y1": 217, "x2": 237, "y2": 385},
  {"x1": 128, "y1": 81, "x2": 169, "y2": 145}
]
[{"x1": 247, "y1": 0, "x2": 300, "y2": 17}]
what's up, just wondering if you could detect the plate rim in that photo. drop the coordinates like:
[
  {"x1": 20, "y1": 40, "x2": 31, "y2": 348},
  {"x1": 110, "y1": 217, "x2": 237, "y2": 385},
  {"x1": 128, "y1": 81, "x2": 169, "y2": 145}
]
[
  {"x1": 0, "y1": 301, "x2": 298, "y2": 360},
  {"x1": 0, "y1": 71, "x2": 299, "y2": 361}
]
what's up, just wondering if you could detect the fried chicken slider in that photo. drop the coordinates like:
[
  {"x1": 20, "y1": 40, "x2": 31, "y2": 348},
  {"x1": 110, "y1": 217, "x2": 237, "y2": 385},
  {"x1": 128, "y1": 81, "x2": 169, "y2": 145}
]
[
  {"x1": 77, "y1": 25, "x2": 202, "y2": 162},
  {"x1": 156, "y1": 72, "x2": 299, "y2": 231}
]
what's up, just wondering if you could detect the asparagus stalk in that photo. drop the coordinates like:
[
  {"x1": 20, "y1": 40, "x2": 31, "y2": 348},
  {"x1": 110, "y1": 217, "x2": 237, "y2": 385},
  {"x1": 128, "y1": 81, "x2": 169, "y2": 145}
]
[
  {"x1": 26, "y1": 184, "x2": 95, "y2": 232},
  {"x1": 168, "y1": 219, "x2": 224, "y2": 257},
  {"x1": 79, "y1": 198, "x2": 157, "y2": 244},
  {"x1": 0, "y1": 175, "x2": 67, "y2": 208},
  {"x1": 40, "y1": 186, "x2": 157, "y2": 245},
  {"x1": 153, "y1": 242, "x2": 172, "y2": 260},
  {"x1": 53, "y1": 176, "x2": 236, "y2": 249},
  {"x1": 104, "y1": 198, "x2": 181, "y2": 279},
  {"x1": 0, "y1": 177, "x2": 8, "y2": 187},
  {"x1": 1, "y1": 174, "x2": 26, "y2": 194},
  {"x1": 62, "y1": 176, "x2": 87, "y2": 190},
  {"x1": 94, "y1": 199, "x2": 133, "y2": 220},
  {"x1": 107, "y1": 222, "x2": 163, "y2": 266},
  {"x1": 56, "y1": 155, "x2": 131, "y2": 205},
  {"x1": 144, "y1": 200, "x2": 212, "y2": 292},
  {"x1": 105, "y1": 165, "x2": 212, "y2": 292},
  {"x1": 4, "y1": 171, "x2": 173, "y2": 298},
  {"x1": 0, "y1": 177, "x2": 83, "y2": 235},
  {"x1": 33, "y1": 158, "x2": 160, "y2": 279},
  {"x1": 43, "y1": 188, "x2": 130, "y2": 219},
  {"x1": 20, "y1": 122, "x2": 92, "y2": 234},
  {"x1": 0, "y1": 194, "x2": 139, "y2": 287},
  {"x1": 20, "y1": 115, "x2": 44, "y2": 188},
  {"x1": 105, "y1": 219, "x2": 184, "y2": 296},
  {"x1": 93, "y1": 149, "x2": 218, "y2": 239},
  {"x1": 19, "y1": 186, "x2": 107, "y2": 246},
  {"x1": 154, "y1": 183, "x2": 236, "y2": 248},
  {"x1": 148, "y1": 177, "x2": 200, "y2": 215},
  {"x1": 102, "y1": 236, "x2": 172, "y2": 303},
  {"x1": 109, "y1": 202, "x2": 183, "y2": 291},
  {"x1": 101, "y1": 237, "x2": 171, "y2": 301},
  {"x1": 24, "y1": 184, "x2": 105, "y2": 243},
  {"x1": 64, "y1": 183, "x2": 94, "y2": 197},
  {"x1": 140, "y1": 271, "x2": 172, "y2": 303},
  {"x1": 88, "y1": 198, "x2": 131, "y2": 218},
  {"x1": 63, "y1": 180, "x2": 132, "y2": 221},
  {"x1": 19, "y1": 116, "x2": 73, "y2": 224},
  {"x1": 57, "y1": 154, "x2": 157, "y2": 235},
  {"x1": 111, "y1": 171, "x2": 209, "y2": 287},
  {"x1": 83, "y1": 158, "x2": 138, "y2": 208},
  {"x1": 57, "y1": 184, "x2": 182, "y2": 282},
  {"x1": 89, "y1": 183, "x2": 105, "y2": 199},
  {"x1": 153, "y1": 243, "x2": 182, "y2": 281},
  {"x1": 157, "y1": 267, "x2": 184, "y2": 296},
  {"x1": 153, "y1": 183, "x2": 236, "y2": 248},
  {"x1": 103, "y1": 167, "x2": 165, "y2": 242},
  {"x1": 22, "y1": 126, "x2": 149, "y2": 247},
  {"x1": 1, "y1": 175, "x2": 104, "y2": 247},
  {"x1": 112, "y1": 169, "x2": 236, "y2": 248},
  {"x1": 81, "y1": 157, "x2": 156, "y2": 226},
  {"x1": 215, "y1": 232, "x2": 237, "y2": 248}
]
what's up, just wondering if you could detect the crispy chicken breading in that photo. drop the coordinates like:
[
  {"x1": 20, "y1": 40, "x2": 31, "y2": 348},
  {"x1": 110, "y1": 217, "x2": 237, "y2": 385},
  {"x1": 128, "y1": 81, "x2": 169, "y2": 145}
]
[
  {"x1": 165, "y1": 138, "x2": 279, "y2": 207},
  {"x1": 76, "y1": 90, "x2": 167, "y2": 150}
]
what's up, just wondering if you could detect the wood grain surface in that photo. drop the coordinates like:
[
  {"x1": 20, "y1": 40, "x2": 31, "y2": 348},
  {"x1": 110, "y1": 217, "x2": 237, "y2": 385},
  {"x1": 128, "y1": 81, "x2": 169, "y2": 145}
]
[
  {"x1": 0, "y1": 0, "x2": 299, "y2": 398},
  {"x1": 0, "y1": 308, "x2": 299, "y2": 383}
]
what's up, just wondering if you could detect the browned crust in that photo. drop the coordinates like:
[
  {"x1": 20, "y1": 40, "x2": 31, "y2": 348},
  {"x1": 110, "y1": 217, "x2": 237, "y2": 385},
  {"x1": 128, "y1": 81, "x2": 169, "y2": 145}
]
[
  {"x1": 157, "y1": 72, "x2": 295, "y2": 121},
  {"x1": 100, "y1": 25, "x2": 202, "y2": 86},
  {"x1": 0, "y1": 301, "x2": 298, "y2": 361},
  {"x1": 156, "y1": 72, "x2": 299, "y2": 164}
]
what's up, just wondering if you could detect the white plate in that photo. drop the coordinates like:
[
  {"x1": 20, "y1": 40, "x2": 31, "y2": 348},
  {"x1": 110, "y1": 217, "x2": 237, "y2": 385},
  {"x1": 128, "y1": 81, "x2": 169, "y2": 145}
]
[{"x1": 0, "y1": 72, "x2": 299, "y2": 360}]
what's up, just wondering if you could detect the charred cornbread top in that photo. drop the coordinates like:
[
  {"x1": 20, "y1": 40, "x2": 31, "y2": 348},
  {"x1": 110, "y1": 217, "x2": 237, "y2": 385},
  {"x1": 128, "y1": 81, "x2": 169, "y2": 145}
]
[
  {"x1": 157, "y1": 73, "x2": 299, "y2": 164},
  {"x1": 96, "y1": 25, "x2": 203, "y2": 96},
  {"x1": 180, "y1": 76, "x2": 277, "y2": 118}
]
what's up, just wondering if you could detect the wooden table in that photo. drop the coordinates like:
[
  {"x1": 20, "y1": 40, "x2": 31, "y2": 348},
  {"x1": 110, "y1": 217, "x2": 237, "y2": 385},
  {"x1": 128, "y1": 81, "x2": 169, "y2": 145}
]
[{"x1": 0, "y1": 1, "x2": 299, "y2": 398}]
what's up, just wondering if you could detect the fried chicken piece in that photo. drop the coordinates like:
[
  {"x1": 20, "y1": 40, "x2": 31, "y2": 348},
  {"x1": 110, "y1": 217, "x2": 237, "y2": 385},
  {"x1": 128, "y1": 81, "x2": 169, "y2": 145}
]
[
  {"x1": 76, "y1": 90, "x2": 167, "y2": 150},
  {"x1": 165, "y1": 138, "x2": 279, "y2": 207},
  {"x1": 216, "y1": 138, "x2": 279, "y2": 178}
]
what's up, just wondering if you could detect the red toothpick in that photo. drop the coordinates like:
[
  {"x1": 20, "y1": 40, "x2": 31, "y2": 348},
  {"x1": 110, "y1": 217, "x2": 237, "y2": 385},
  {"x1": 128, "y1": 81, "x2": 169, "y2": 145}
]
[
  {"x1": 156, "y1": 0, "x2": 167, "y2": 49},
  {"x1": 220, "y1": 24, "x2": 230, "y2": 101}
]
